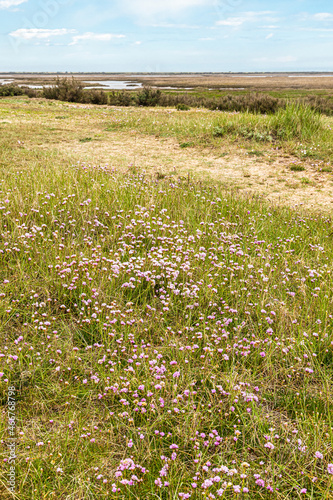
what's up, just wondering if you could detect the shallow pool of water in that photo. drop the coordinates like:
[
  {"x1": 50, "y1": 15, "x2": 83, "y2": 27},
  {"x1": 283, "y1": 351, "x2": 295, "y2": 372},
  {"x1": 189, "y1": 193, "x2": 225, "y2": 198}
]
[
  {"x1": 84, "y1": 80, "x2": 143, "y2": 89},
  {"x1": 0, "y1": 79, "x2": 143, "y2": 90}
]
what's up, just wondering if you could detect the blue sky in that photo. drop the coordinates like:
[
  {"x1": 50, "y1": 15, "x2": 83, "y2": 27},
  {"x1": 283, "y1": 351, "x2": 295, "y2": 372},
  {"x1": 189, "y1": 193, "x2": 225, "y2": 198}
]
[{"x1": 0, "y1": 0, "x2": 332, "y2": 72}]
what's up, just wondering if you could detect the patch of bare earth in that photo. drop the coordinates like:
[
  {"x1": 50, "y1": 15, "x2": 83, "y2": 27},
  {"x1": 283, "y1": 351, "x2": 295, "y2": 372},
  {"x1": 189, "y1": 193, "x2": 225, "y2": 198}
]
[{"x1": 54, "y1": 131, "x2": 333, "y2": 213}]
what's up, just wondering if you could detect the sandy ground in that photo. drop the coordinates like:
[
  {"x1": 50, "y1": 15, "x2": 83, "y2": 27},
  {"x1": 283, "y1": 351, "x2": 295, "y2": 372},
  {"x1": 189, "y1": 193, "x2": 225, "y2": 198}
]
[{"x1": 54, "y1": 131, "x2": 332, "y2": 213}]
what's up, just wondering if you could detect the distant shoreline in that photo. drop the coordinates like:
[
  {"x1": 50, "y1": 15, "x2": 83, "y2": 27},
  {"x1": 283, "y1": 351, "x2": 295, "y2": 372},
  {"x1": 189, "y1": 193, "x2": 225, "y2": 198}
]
[{"x1": 1, "y1": 72, "x2": 333, "y2": 77}]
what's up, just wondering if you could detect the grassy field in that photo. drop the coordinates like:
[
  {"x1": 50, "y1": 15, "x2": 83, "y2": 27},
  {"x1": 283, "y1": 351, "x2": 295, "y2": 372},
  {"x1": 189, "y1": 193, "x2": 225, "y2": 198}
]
[{"x1": 0, "y1": 97, "x2": 333, "y2": 499}]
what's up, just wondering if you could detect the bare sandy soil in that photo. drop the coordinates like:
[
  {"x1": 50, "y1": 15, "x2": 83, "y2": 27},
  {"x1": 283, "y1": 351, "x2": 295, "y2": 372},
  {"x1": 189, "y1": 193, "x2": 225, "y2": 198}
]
[{"x1": 59, "y1": 132, "x2": 333, "y2": 212}]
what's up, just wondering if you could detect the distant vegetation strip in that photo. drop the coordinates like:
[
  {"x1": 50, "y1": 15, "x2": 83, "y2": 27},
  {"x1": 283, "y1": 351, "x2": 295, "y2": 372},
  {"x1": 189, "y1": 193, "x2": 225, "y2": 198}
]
[{"x1": 1, "y1": 77, "x2": 333, "y2": 116}]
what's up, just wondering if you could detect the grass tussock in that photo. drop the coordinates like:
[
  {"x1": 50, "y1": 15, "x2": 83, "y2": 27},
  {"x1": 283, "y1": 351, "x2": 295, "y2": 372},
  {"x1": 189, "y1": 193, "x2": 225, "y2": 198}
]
[{"x1": 270, "y1": 103, "x2": 323, "y2": 141}]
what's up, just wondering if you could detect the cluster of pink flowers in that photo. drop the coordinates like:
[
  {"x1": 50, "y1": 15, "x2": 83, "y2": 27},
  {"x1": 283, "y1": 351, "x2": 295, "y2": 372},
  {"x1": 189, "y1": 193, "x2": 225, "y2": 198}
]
[{"x1": 1, "y1": 166, "x2": 332, "y2": 497}]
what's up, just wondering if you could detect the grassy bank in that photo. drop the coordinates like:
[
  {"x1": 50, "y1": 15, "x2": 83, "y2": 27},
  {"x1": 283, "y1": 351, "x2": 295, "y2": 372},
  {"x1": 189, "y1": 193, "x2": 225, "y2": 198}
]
[
  {"x1": 103, "y1": 102, "x2": 333, "y2": 162},
  {"x1": 0, "y1": 99, "x2": 333, "y2": 499}
]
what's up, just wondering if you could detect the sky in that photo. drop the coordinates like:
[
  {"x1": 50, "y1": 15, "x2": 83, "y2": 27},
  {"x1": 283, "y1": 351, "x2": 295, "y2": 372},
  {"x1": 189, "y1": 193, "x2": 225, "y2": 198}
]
[{"x1": 0, "y1": 0, "x2": 332, "y2": 72}]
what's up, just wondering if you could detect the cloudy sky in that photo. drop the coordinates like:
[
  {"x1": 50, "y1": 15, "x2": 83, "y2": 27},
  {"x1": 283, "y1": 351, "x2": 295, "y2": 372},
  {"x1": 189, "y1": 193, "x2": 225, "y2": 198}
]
[{"x1": 0, "y1": 0, "x2": 332, "y2": 72}]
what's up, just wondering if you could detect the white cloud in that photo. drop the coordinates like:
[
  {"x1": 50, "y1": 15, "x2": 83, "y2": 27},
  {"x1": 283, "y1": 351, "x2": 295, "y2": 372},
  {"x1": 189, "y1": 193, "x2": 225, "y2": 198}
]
[
  {"x1": 118, "y1": 0, "x2": 212, "y2": 19},
  {"x1": 70, "y1": 32, "x2": 125, "y2": 45},
  {"x1": 266, "y1": 33, "x2": 273, "y2": 39},
  {"x1": 300, "y1": 27, "x2": 333, "y2": 32},
  {"x1": 216, "y1": 11, "x2": 279, "y2": 28},
  {"x1": 9, "y1": 28, "x2": 126, "y2": 46},
  {"x1": 150, "y1": 23, "x2": 199, "y2": 28},
  {"x1": 313, "y1": 13, "x2": 333, "y2": 22},
  {"x1": 0, "y1": 0, "x2": 26, "y2": 8},
  {"x1": 10, "y1": 28, "x2": 75, "y2": 40},
  {"x1": 216, "y1": 17, "x2": 244, "y2": 27}
]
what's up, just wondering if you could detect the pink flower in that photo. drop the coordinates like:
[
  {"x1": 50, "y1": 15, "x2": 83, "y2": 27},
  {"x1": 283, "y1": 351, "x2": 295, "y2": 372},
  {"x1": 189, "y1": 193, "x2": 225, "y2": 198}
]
[
  {"x1": 328, "y1": 464, "x2": 333, "y2": 475},
  {"x1": 315, "y1": 451, "x2": 323, "y2": 459},
  {"x1": 300, "y1": 489, "x2": 307, "y2": 494}
]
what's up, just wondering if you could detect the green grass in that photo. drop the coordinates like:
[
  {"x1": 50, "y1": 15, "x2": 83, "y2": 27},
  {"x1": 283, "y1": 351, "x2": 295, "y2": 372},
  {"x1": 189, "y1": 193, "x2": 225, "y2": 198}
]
[
  {"x1": 0, "y1": 99, "x2": 333, "y2": 499},
  {"x1": 103, "y1": 103, "x2": 333, "y2": 161},
  {"x1": 79, "y1": 137, "x2": 93, "y2": 143},
  {"x1": 290, "y1": 165, "x2": 306, "y2": 172}
]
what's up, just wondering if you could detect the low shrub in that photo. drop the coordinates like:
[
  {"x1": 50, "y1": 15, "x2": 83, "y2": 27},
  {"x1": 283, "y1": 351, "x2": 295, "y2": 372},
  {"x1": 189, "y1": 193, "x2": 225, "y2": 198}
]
[
  {"x1": 0, "y1": 84, "x2": 25, "y2": 97},
  {"x1": 43, "y1": 78, "x2": 108, "y2": 105},
  {"x1": 21, "y1": 87, "x2": 40, "y2": 98},
  {"x1": 43, "y1": 77, "x2": 85, "y2": 103},
  {"x1": 84, "y1": 89, "x2": 108, "y2": 105},
  {"x1": 136, "y1": 87, "x2": 162, "y2": 107},
  {"x1": 109, "y1": 90, "x2": 134, "y2": 106},
  {"x1": 207, "y1": 93, "x2": 282, "y2": 114},
  {"x1": 303, "y1": 95, "x2": 333, "y2": 116},
  {"x1": 176, "y1": 103, "x2": 190, "y2": 111}
]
